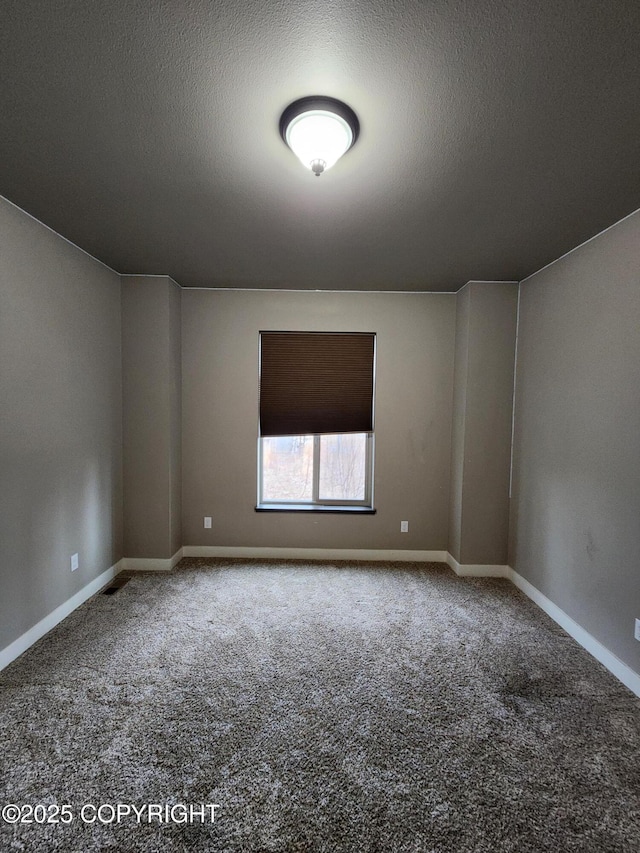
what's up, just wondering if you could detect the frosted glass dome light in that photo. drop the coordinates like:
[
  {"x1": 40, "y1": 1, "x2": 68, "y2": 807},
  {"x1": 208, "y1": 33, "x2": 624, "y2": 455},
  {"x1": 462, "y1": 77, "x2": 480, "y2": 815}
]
[{"x1": 280, "y1": 97, "x2": 359, "y2": 176}]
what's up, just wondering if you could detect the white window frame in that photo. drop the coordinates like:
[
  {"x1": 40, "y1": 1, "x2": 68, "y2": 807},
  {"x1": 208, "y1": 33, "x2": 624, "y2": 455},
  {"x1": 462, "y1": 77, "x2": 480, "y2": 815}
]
[{"x1": 257, "y1": 432, "x2": 375, "y2": 510}]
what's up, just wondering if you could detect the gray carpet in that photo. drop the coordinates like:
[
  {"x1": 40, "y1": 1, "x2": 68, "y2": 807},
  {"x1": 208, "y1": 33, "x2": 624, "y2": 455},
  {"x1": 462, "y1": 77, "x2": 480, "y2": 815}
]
[{"x1": 1, "y1": 558, "x2": 639, "y2": 852}]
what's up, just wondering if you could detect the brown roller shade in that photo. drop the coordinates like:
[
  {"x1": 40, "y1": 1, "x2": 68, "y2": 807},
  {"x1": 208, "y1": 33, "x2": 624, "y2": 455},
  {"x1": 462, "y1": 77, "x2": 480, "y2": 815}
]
[{"x1": 259, "y1": 332, "x2": 375, "y2": 437}]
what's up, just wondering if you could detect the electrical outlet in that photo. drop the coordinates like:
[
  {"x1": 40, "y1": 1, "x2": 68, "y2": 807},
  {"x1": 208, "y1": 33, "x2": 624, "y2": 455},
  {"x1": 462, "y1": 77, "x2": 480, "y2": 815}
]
[
  {"x1": 71, "y1": 553, "x2": 79, "y2": 572},
  {"x1": 204, "y1": 516, "x2": 212, "y2": 529},
  {"x1": 400, "y1": 521, "x2": 409, "y2": 533},
  {"x1": 635, "y1": 618, "x2": 640, "y2": 642}
]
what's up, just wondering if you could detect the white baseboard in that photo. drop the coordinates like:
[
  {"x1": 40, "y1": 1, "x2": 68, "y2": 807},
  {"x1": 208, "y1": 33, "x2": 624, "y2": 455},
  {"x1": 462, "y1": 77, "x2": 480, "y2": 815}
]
[
  {"x1": 121, "y1": 548, "x2": 183, "y2": 572},
  {"x1": 446, "y1": 553, "x2": 510, "y2": 577},
  {"x1": 0, "y1": 560, "x2": 122, "y2": 672},
  {"x1": 182, "y1": 547, "x2": 505, "y2": 575},
  {"x1": 508, "y1": 568, "x2": 640, "y2": 698},
  {"x1": 182, "y1": 546, "x2": 448, "y2": 563}
]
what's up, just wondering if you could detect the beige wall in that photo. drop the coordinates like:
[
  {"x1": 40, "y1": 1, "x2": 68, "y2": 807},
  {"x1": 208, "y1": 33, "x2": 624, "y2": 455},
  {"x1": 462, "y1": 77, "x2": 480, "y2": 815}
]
[
  {"x1": 169, "y1": 282, "x2": 182, "y2": 556},
  {"x1": 181, "y1": 290, "x2": 456, "y2": 550},
  {"x1": 509, "y1": 210, "x2": 640, "y2": 673},
  {"x1": 449, "y1": 286, "x2": 471, "y2": 560},
  {"x1": 122, "y1": 277, "x2": 182, "y2": 559},
  {"x1": 449, "y1": 282, "x2": 518, "y2": 564},
  {"x1": 0, "y1": 197, "x2": 123, "y2": 649}
]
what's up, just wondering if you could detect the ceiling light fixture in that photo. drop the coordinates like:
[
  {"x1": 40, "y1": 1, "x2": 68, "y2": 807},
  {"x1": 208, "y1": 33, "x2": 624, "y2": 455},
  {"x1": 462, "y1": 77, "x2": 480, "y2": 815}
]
[{"x1": 280, "y1": 96, "x2": 359, "y2": 177}]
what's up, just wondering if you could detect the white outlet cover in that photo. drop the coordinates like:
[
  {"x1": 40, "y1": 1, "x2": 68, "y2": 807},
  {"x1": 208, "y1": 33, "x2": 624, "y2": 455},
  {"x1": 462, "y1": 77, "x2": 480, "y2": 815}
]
[
  {"x1": 635, "y1": 618, "x2": 640, "y2": 642},
  {"x1": 401, "y1": 521, "x2": 409, "y2": 533},
  {"x1": 71, "y1": 553, "x2": 79, "y2": 572},
  {"x1": 204, "y1": 517, "x2": 212, "y2": 529}
]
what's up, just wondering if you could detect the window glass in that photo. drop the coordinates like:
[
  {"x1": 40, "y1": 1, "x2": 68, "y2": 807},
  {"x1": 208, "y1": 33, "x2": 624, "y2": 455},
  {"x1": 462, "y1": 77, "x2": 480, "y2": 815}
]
[
  {"x1": 318, "y1": 433, "x2": 367, "y2": 501},
  {"x1": 261, "y1": 435, "x2": 314, "y2": 502},
  {"x1": 259, "y1": 432, "x2": 372, "y2": 508}
]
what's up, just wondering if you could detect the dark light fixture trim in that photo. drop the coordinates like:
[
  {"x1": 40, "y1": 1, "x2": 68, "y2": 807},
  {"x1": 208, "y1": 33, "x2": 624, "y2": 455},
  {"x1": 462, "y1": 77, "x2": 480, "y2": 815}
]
[{"x1": 279, "y1": 96, "x2": 360, "y2": 147}]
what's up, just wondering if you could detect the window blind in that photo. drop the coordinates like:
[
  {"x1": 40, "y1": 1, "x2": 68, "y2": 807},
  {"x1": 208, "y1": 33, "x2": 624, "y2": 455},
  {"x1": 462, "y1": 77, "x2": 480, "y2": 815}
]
[{"x1": 259, "y1": 332, "x2": 375, "y2": 437}]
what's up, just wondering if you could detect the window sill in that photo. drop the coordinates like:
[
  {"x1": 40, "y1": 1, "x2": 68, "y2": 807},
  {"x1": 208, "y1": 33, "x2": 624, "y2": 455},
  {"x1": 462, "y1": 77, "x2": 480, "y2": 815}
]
[{"x1": 255, "y1": 504, "x2": 376, "y2": 514}]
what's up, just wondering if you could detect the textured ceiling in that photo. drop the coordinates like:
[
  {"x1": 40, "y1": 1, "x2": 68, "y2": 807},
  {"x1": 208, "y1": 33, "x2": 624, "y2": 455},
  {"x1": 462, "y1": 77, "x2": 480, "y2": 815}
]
[{"x1": 1, "y1": 0, "x2": 639, "y2": 291}]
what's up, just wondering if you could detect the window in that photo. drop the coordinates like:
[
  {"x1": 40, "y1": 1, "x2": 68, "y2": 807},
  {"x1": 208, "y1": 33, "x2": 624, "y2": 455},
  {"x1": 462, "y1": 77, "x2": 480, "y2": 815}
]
[
  {"x1": 257, "y1": 332, "x2": 375, "y2": 511},
  {"x1": 259, "y1": 432, "x2": 373, "y2": 509}
]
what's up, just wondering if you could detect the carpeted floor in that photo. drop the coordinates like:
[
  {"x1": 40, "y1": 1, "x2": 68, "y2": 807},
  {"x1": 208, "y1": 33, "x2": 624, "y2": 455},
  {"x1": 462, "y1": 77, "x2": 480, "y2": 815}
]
[{"x1": 1, "y1": 558, "x2": 639, "y2": 852}]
